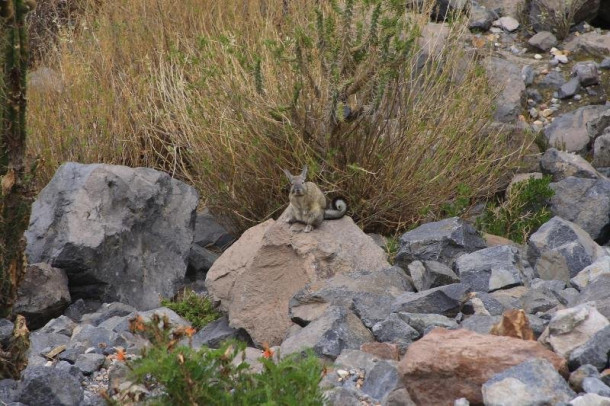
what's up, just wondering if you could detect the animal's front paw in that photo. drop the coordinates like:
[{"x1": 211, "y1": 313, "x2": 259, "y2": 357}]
[{"x1": 303, "y1": 225, "x2": 313, "y2": 232}]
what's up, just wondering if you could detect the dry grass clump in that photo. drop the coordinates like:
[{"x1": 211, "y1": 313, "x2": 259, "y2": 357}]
[{"x1": 27, "y1": 0, "x2": 530, "y2": 234}]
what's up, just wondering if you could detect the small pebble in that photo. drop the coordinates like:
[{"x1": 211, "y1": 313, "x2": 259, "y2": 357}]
[
  {"x1": 534, "y1": 54, "x2": 542, "y2": 60},
  {"x1": 574, "y1": 94, "x2": 582, "y2": 101}
]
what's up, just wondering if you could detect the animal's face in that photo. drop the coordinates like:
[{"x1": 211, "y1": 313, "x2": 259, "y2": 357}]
[{"x1": 283, "y1": 165, "x2": 308, "y2": 196}]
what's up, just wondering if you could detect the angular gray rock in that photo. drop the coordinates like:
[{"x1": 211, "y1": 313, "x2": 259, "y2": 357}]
[
  {"x1": 190, "y1": 316, "x2": 252, "y2": 349},
  {"x1": 289, "y1": 267, "x2": 412, "y2": 326},
  {"x1": 39, "y1": 315, "x2": 77, "y2": 337},
  {"x1": 12, "y1": 263, "x2": 71, "y2": 330},
  {"x1": 543, "y1": 105, "x2": 610, "y2": 153},
  {"x1": 540, "y1": 148, "x2": 602, "y2": 182},
  {"x1": 371, "y1": 313, "x2": 420, "y2": 350},
  {"x1": 361, "y1": 361, "x2": 401, "y2": 401},
  {"x1": 395, "y1": 217, "x2": 486, "y2": 269},
  {"x1": 484, "y1": 57, "x2": 526, "y2": 123},
  {"x1": 519, "y1": 287, "x2": 563, "y2": 314},
  {"x1": 80, "y1": 302, "x2": 136, "y2": 327},
  {"x1": 570, "y1": 393, "x2": 610, "y2": 406},
  {"x1": 69, "y1": 324, "x2": 120, "y2": 352},
  {"x1": 74, "y1": 353, "x2": 106, "y2": 376},
  {"x1": 527, "y1": 217, "x2": 605, "y2": 282},
  {"x1": 407, "y1": 260, "x2": 459, "y2": 292},
  {"x1": 565, "y1": 32, "x2": 610, "y2": 58},
  {"x1": 538, "y1": 303, "x2": 610, "y2": 358},
  {"x1": 27, "y1": 331, "x2": 70, "y2": 367},
  {"x1": 558, "y1": 77, "x2": 581, "y2": 99},
  {"x1": 462, "y1": 291, "x2": 506, "y2": 316},
  {"x1": 593, "y1": 133, "x2": 610, "y2": 168},
  {"x1": 25, "y1": 162, "x2": 199, "y2": 310},
  {"x1": 492, "y1": 16, "x2": 519, "y2": 32},
  {"x1": 459, "y1": 314, "x2": 502, "y2": 335},
  {"x1": 455, "y1": 245, "x2": 529, "y2": 293},
  {"x1": 576, "y1": 274, "x2": 610, "y2": 320},
  {"x1": 469, "y1": 4, "x2": 495, "y2": 31},
  {"x1": 568, "y1": 324, "x2": 610, "y2": 371},
  {"x1": 583, "y1": 377, "x2": 610, "y2": 397},
  {"x1": 528, "y1": 31, "x2": 557, "y2": 51},
  {"x1": 392, "y1": 283, "x2": 470, "y2": 317},
  {"x1": 280, "y1": 306, "x2": 374, "y2": 361},
  {"x1": 482, "y1": 358, "x2": 575, "y2": 406},
  {"x1": 571, "y1": 257, "x2": 610, "y2": 291},
  {"x1": 539, "y1": 71, "x2": 566, "y2": 90},
  {"x1": 397, "y1": 312, "x2": 457, "y2": 336},
  {"x1": 16, "y1": 365, "x2": 84, "y2": 406},
  {"x1": 549, "y1": 177, "x2": 610, "y2": 243},
  {"x1": 570, "y1": 364, "x2": 601, "y2": 392},
  {"x1": 573, "y1": 61, "x2": 600, "y2": 87}
]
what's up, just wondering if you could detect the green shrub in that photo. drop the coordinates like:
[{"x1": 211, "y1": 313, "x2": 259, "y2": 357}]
[
  {"x1": 476, "y1": 175, "x2": 554, "y2": 243},
  {"x1": 123, "y1": 315, "x2": 325, "y2": 406},
  {"x1": 161, "y1": 289, "x2": 221, "y2": 330}
]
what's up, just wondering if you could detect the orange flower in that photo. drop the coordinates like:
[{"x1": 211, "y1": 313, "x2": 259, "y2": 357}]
[
  {"x1": 185, "y1": 326, "x2": 196, "y2": 337},
  {"x1": 262, "y1": 342, "x2": 274, "y2": 359},
  {"x1": 116, "y1": 348, "x2": 126, "y2": 362}
]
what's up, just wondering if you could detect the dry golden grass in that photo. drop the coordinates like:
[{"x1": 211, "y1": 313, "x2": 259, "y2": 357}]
[{"x1": 27, "y1": 0, "x2": 531, "y2": 234}]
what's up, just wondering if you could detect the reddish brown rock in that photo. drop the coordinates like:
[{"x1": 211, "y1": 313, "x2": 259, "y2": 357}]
[
  {"x1": 360, "y1": 342, "x2": 400, "y2": 361},
  {"x1": 398, "y1": 328, "x2": 568, "y2": 406},
  {"x1": 205, "y1": 213, "x2": 390, "y2": 346}
]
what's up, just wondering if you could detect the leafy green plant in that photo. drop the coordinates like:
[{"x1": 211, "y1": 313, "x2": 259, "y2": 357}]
[
  {"x1": 122, "y1": 313, "x2": 325, "y2": 406},
  {"x1": 476, "y1": 175, "x2": 554, "y2": 244},
  {"x1": 161, "y1": 289, "x2": 221, "y2": 330}
]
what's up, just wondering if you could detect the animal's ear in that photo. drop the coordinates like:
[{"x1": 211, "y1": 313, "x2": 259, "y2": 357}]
[
  {"x1": 300, "y1": 165, "x2": 308, "y2": 179},
  {"x1": 282, "y1": 168, "x2": 293, "y2": 181}
]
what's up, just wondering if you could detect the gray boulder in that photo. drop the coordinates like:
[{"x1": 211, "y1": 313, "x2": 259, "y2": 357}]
[
  {"x1": 593, "y1": 132, "x2": 610, "y2": 168},
  {"x1": 519, "y1": 287, "x2": 563, "y2": 314},
  {"x1": 190, "y1": 316, "x2": 252, "y2": 349},
  {"x1": 583, "y1": 377, "x2": 610, "y2": 397},
  {"x1": 16, "y1": 365, "x2": 84, "y2": 406},
  {"x1": 484, "y1": 57, "x2": 526, "y2": 123},
  {"x1": 407, "y1": 260, "x2": 459, "y2": 292},
  {"x1": 392, "y1": 283, "x2": 470, "y2": 317},
  {"x1": 528, "y1": 31, "x2": 557, "y2": 51},
  {"x1": 543, "y1": 105, "x2": 610, "y2": 153},
  {"x1": 74, "y1": 353, "x2": 106, "y2": 376},
  {"x1": 462, "y1": 291, "x2": 506, "y2": 316},
  {"x1": 571, "y1": 257, "x2": 610, "y2": 291},
  {"x1": 539, "y1": 71, "x2": 566, "y2": 90},
  {"x1": 39, "y1": 315, "x2": 77, "y2": 337},
  {"x1": 540, "y1": 148, "x2": 602, "y2": 182},
  {"x1": 371, "y1": 313, "x2": 420, "y2": 350},
  {"x1": 454, "y1": 245, "x2": 530, "y2": 293},
  {"x1": 397, "y1": 312, "x2": 457, "y2": 336},
  {"x1": 289, "y1": 267, "x2": 412, "y2": 326},
  {"x1": 576, "y1": 274, "x2": 610, "y2": 320},
  {"x1": 280, "y1": 306, "x2": 374, "y2": 361},
  {"x1": 565, "y1": 32, "x2": 610, "y2": 58},
  {"x1": 573, "y1": 61, "x2": 600, "y2": 87},
  {"x1": 527, "y1": 217, "x2": 605, "y2": 283},
  {"x1": 395, "y1": 217, "x2": 486, "y2": 269},
  {"x1": 570, "y1": 364, "x2": 601, "y2": 392},
  {"x1": 80, "y1": 302, "x2": 136, "y2": 326},
  {"x1": 482, "y1": 358, "x2": 575, "y2": 406},
  {"x1": 469, "y1": 4, "x2": 495, "y2": 31},
  {"x1": 568, "y1": 324, "x2": 610, "y2": 371},
  {"x1": 25, "y1": 162, "x2": 199, "y2": 310},
  {"x1": 12, "y1": 263, "x2": 70, "y2": 330},
  {"x1": 549, "y1": 177, "x2": 610, "y2": 243},
  {"x1": 558, "y1": 77, "x2": 581, "y2": 99},
  {"x1": 459, "y1": 314, "x2": 502, "y2": 334},
  {"x1": 27, "y1": 331, "x2": 70, "y2": 367},
  {"x1": 570, "y1": 393, "x2": 610, "y2": 406}
]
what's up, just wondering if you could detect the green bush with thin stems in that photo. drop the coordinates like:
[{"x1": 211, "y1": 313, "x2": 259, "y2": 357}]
[
  {"x1": 114, "y1": 314, "x2": 325, "y2": 406},
  {"x1": 26, "y1": 0, "x2": 530, "y2": 235}
]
